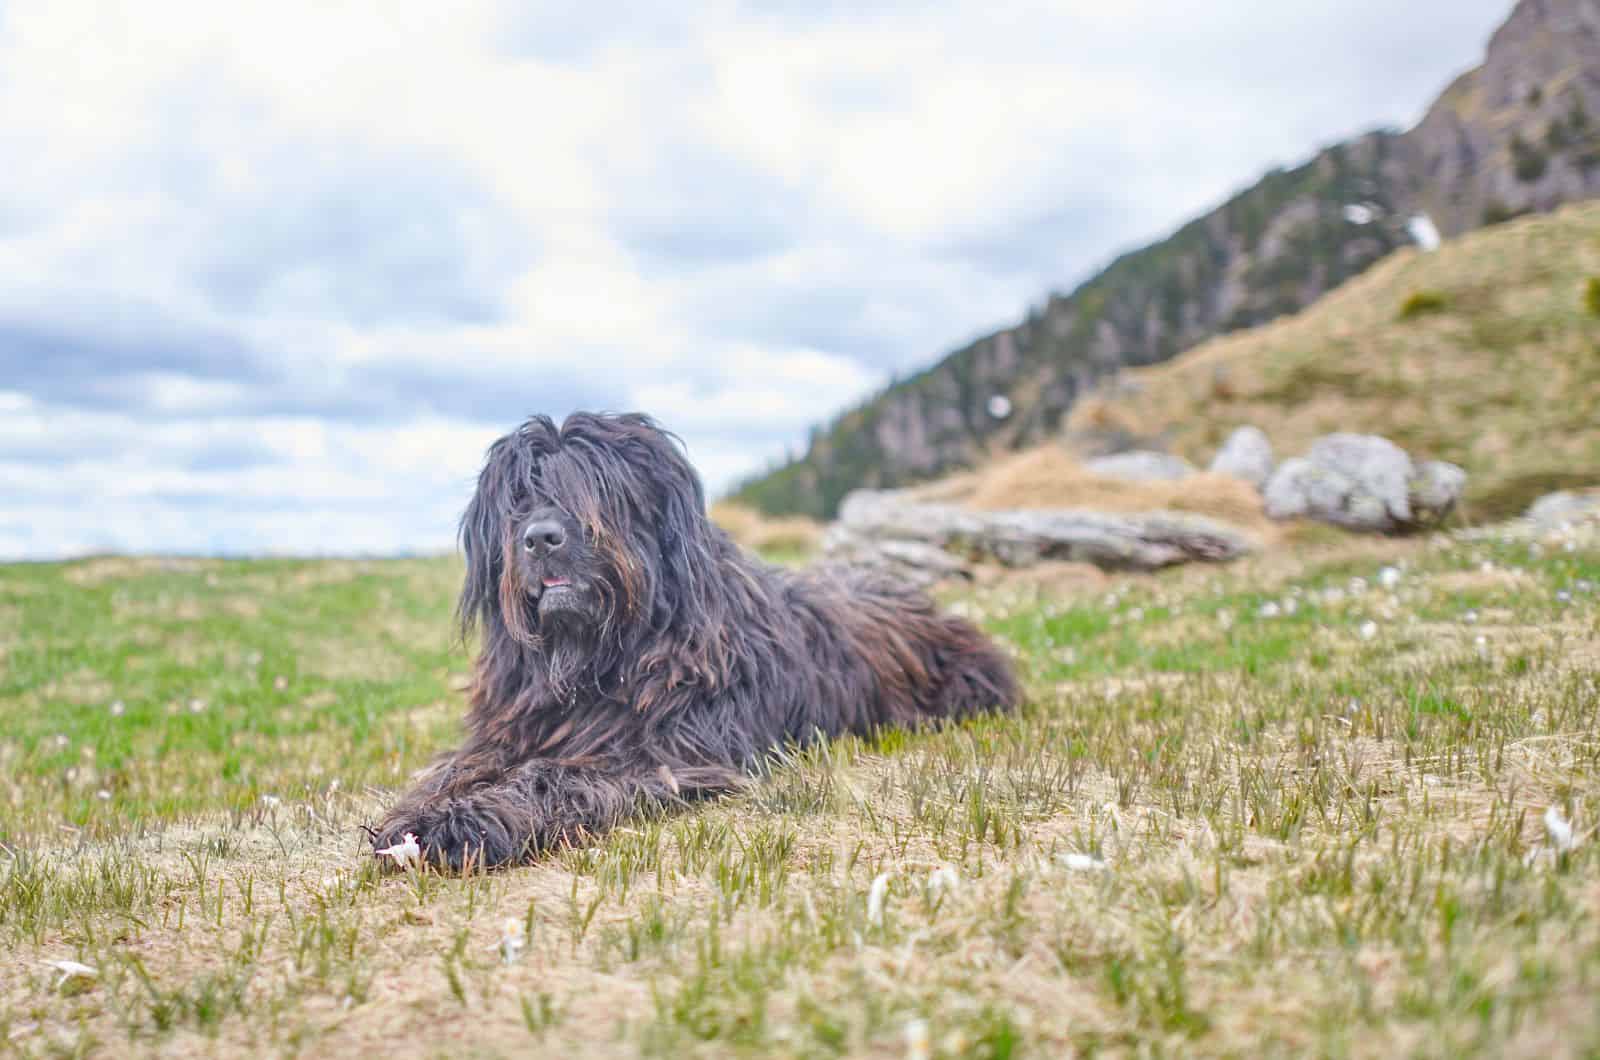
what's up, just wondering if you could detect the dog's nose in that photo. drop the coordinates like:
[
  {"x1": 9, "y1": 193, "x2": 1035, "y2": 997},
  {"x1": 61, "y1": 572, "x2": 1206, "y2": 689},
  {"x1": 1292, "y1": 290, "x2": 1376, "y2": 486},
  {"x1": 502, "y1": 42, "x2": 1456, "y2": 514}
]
[{"x1": 521, "y1": 518, "x2": 566, "y2": 556}]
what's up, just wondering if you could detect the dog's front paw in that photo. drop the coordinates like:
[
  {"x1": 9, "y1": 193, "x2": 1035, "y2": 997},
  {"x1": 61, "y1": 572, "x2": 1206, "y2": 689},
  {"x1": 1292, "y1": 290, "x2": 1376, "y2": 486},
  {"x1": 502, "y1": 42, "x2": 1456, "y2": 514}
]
[{"x1": 370, "y1": 799, "x2": 524, "y2": 873}]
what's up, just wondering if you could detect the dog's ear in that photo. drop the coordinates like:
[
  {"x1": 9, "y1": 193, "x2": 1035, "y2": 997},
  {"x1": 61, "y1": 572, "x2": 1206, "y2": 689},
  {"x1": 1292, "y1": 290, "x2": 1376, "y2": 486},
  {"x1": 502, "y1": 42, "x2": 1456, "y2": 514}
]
[
  {"x1": 457, "y1": 418, "x2": 559, "y2": 637},
  {"x1": 456, "y1": 467, "x2": 500, "y2": 637},
  {"x1": 456, "y1": 443, "x2": 509, "y2": 638},
  {"x1": 619, "y1": 415, "x2": 717, "y2": 569},
  {"x1": 591, "y1": 414, "x2": 740, "y2": 696}
]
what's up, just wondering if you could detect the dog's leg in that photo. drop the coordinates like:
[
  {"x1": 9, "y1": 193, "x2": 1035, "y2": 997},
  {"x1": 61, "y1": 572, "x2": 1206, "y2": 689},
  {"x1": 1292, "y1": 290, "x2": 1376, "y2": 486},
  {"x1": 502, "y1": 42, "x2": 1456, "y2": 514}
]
[
  {"x1": 369, "y1": 743, "x2": 515, "y2": 861},
  {"x1": 374, "y1": 758, "x2": 738, "y2": 871}
]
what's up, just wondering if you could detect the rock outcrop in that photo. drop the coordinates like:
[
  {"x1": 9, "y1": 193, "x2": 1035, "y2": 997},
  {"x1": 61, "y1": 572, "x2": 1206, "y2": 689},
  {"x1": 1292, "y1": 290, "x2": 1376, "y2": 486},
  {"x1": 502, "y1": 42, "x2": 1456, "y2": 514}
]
[
  {"x1": 1208, "y1": 426, "x2": 1275, "y2": 488},
  {"x1": 1263, "y1": 433, "x2": 1466, "y2": 532},
  {"x1": 1403, "y1": 0, "x2": 1600, "y2": 239},
  {"x1": 1526, "y1": 489, "x2": 1600, "y2": 529}
]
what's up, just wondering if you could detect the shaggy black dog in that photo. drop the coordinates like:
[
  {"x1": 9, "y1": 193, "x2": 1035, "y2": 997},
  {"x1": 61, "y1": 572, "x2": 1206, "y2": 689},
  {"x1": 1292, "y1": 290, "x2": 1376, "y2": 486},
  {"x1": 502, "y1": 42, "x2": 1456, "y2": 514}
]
[{"x1": 371, "y1": 412, "x2": 1018, "y2": 869}]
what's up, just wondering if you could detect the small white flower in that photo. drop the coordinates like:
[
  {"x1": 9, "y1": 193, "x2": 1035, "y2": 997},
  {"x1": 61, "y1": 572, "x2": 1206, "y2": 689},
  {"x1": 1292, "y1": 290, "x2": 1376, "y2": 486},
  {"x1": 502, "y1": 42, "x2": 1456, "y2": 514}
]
[
  {"x1": 1216, "y1": 609, "x2": 1234, "y2": 631},
  {"x1": 1475, "y1": 634, "x2": 1489, "y2": 654},
  {"x1": 1258, "y1": 601, "x2": 1281, "y2": 619},
  {"x1": 109, "y1": 700, "x2": 125, "y2": 717},
  {"x1": 273, "y1": 675, "x2": 289, "y2": 691},
  {"x1": 54, "y1": 734, "x2": 69, "y2": 749},
  {"x1": 43, "y1": 961, "x2": 97, "y2": 991},
  {"x1": 1349, "y1": 577, "x2": 1369, "y2": 596},
  {"x1": 904, "y1": 1018, "x2": 931, "y2": 1060},
  {"x1": 1545, "y1": 807, "x2": 1576, "y2": 852},
  {"x1": 1481, "y1": 561, "x2": 1495, "y2": 574},
  {"x1": 1059, "y1": 852, "x2": 1107, "y2": 872},
  {"x1": 497, "y1": 917, "x2": 526, "y2": 964},
  {"x1": 1358, "y1": 620, "x2": 1379, "y2": 641},
  {"x1": 376, "y1": 833, "x2": 421, "y2": 868},
  {"x1": 95, "y1": 789, "x2": 111, "y2": 801},
  {"x1": 1378, "y1": 566, "x2": 1401, "y2": 590},
  {"x1": 1282, "y1": 598, "x2": 1298, "y2": 616},
  {"x1": 1557, "y1": 590, "x2": 1573, "y2": 604},
  {"x1": 261, "y1": 795, "x2": 281, "y2": 808},
  {"x1": 188, "y1": 698, "x2": 206, "y2": 714},
  {"x1": 1463, "y1": 610, "x2": 1479, "y2": 624},
  {"x1": 927, "y1": 866, "x2": 960, "y2": 898},
  {"x1": 867, "y1": 872, "x2": 891, "y2": 926}
]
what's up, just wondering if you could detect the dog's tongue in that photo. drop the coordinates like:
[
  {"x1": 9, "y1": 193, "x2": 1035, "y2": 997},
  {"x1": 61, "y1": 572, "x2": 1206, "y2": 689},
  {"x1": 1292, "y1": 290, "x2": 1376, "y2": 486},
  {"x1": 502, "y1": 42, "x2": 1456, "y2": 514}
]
[{"x1": 542, "y1": 577, "x2": 570, "y2": 589}]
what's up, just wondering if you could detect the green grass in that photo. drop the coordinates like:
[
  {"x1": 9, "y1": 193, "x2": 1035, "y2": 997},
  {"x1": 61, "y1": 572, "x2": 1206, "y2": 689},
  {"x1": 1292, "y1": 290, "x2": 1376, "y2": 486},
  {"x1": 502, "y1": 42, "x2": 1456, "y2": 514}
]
[
  {"x1": 0, "y1": 556, "x2": 467, "y2": 842},
  {"x1": 1397, "y1": 289, "x2": 1450, "y2": 320},
  {"x1": 3, "y1": 518, "x2": 1599, "y2": 1057}
]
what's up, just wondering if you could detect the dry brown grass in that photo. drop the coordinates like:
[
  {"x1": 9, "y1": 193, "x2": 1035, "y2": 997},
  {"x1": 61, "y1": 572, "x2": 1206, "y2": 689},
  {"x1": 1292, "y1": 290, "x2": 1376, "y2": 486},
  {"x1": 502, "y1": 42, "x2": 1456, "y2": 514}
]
[
  {"x1": 708, "y1": 502, "x2": 822, "y2": 558},
  {"x1": 910, "y1": 445, "x2": 1274, "y2": 535}
]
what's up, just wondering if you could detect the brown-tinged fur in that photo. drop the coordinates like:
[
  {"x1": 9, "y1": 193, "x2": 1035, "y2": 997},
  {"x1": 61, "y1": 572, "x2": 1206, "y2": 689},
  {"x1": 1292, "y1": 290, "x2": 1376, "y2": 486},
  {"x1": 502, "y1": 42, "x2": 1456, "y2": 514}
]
[{"x1": 371, "y1": 413, "x2": 1018, "y2": 869}]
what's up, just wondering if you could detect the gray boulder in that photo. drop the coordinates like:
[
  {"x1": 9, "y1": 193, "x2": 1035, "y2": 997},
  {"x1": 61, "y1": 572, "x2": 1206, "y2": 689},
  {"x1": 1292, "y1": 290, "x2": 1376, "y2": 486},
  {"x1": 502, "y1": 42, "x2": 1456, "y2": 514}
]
[
  {"x1": 1526, "y1": 490, "x2": 1600, "y2": 529},
  {"x1": 1410, "y1": 461, "x2": 1469, "y2": 525},
  {"x1": 1208, "y1": 426, "x2": 1274, "y2": 488},
  {"x1": 1263, "y1": 433, "x2": 1465, "y2": 532},
  {"x1": 1085, "y1": 451, "x2": 1195, "y2": 482}
]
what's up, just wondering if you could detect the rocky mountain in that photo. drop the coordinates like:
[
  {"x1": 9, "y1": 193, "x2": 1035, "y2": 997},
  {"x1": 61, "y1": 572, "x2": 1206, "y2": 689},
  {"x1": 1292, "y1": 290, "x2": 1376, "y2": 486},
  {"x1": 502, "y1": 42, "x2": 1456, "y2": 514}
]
[
  {"x1": 734, "y1": 0, "x2": 1600, "y2": 519},
  {"x1": 1406, "y1": 0, "x2": 1600, "y2": 235}
]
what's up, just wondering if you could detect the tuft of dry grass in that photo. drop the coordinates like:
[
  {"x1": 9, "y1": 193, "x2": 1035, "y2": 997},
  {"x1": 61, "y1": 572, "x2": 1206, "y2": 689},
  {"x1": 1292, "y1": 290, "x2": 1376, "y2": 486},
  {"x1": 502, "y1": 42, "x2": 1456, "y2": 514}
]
[
  {"x1": 708, "y1": 502, "x2": 822, "y2": 561},
  {"x1": 910, "y1": 445, "x2": 1274, "y2": 535}
]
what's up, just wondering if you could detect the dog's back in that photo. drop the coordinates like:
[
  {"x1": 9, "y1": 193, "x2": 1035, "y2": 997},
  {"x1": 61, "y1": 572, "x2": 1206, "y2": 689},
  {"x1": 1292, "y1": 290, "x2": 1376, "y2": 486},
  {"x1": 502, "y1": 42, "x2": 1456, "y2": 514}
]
[{"x1": 768, "y1": 561, "x2": 1020, "y2": 737}]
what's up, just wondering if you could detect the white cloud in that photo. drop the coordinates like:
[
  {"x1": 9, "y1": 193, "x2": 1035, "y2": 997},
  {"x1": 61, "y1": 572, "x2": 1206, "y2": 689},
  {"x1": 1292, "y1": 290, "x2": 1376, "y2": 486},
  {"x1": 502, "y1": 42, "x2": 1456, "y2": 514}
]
[{"x1": 0, "y1": 0, "x2": 1512, "y2": 558}]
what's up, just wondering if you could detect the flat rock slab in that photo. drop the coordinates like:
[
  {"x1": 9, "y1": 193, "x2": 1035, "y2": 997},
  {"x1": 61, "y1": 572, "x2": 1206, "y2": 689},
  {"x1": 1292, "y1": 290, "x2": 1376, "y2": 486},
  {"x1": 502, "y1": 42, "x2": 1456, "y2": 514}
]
[
  {"x1": 1085, "y1": 451, "x2": 1196, "y2": 482},
  {"x1": 825, "y1": 489, "x2": 1258, "y2": 581}
]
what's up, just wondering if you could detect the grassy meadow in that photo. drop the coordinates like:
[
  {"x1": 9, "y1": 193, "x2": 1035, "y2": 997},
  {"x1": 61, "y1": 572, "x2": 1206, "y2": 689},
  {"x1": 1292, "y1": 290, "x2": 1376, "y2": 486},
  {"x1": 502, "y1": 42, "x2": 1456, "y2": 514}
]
[{"x1": 2, "y1": 515, "x2": 1599, "y2": 1057}]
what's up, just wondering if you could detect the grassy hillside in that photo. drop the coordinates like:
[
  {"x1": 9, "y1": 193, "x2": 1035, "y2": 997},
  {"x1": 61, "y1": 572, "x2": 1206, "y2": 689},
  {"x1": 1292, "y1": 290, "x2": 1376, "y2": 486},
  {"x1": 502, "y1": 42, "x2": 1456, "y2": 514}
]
[
  {"x1": 3, "y1": 515, "x2": 1599, "y2": 1056},
  {"x1": 735, "y1": 0, "x2": 1600, "y2": 520},
  {"x1": 732, "y1": 133, "x2": 1416, "y2": 519},
  {"x1": 1070, "y1": 202, "x2": 1600, "y2": 520}
]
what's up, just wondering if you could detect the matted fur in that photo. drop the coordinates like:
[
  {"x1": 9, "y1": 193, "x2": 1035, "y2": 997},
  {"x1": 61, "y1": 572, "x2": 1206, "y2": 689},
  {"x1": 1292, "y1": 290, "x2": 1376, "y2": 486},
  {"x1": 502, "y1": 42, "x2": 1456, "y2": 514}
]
[{"x1": 371, "y1": 412, "x2": 1019, "y2": 869}]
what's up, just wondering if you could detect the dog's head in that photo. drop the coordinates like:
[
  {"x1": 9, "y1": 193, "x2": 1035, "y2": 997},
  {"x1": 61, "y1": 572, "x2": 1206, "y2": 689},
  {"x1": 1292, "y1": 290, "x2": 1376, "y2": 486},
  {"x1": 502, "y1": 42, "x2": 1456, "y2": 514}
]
[{"x1": 458, "y1": 412, "x2": 721, "y2": 691}]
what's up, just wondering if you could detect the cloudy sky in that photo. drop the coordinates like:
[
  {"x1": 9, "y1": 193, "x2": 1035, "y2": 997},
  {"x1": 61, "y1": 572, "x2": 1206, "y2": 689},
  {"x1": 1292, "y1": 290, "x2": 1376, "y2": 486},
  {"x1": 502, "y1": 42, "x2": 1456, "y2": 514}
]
[{"x1": 0, "y1": 0, "x2": 1513, "y2": 559}]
